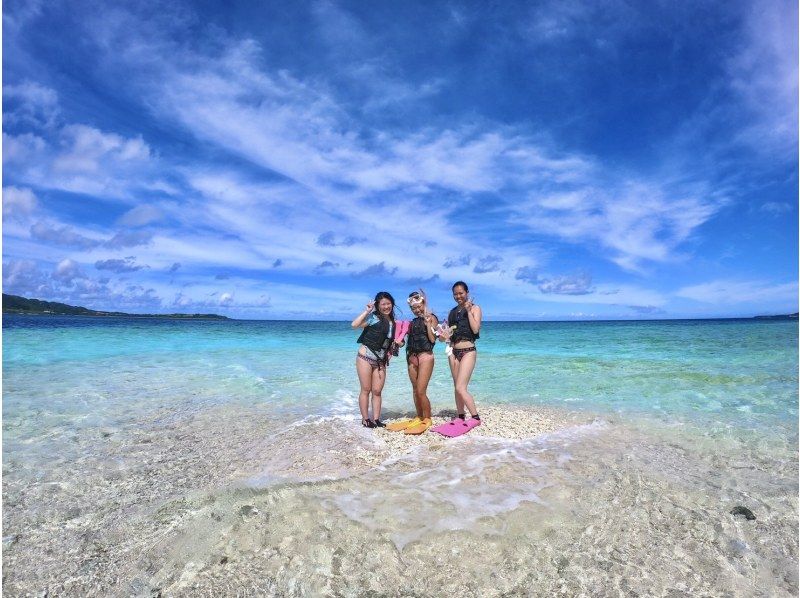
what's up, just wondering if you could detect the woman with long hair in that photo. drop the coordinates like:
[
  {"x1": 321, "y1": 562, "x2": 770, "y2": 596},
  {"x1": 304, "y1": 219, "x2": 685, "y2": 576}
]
[
  {"x1": 433, "y1": 281, "x2": 482, "y2": 436},
  {"x1": 387, "y1": 290, "x2": 439, "y2": 435},
  {"x1": 351, "y1": 291, "x2": 397, "y2": 428}
]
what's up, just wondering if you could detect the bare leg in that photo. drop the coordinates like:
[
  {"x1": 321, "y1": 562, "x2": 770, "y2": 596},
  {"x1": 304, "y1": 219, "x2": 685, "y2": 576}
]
[
  {"x1": 448, "y1": 354, "x2": 465, "y2": 415},
  {"x1": 454, "y1": 351, "x2": 478, "y2": 416},
  {"x1": 407, "y1": 359, "x2": 423, "y2": 418},
  {"x1": 370, "y1": 366, "x2": 387, "y2": 420},
  {"x1": 414, "y1": 353, "x2": 434, "y2": 419},
  {"x1": 356, "y1": 356, "x2": 374, "y2": 422}
]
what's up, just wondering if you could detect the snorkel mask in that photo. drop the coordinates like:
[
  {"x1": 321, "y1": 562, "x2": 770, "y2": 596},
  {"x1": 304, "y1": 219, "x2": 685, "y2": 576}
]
[{"x1": 407, "y1": 293, "x2": 424, "y2": 307}]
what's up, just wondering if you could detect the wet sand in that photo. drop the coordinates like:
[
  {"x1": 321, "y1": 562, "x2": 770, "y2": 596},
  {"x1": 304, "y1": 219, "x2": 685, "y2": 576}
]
[{"x1": 3, "y1": 404, "x2": 797, "y2": 597}]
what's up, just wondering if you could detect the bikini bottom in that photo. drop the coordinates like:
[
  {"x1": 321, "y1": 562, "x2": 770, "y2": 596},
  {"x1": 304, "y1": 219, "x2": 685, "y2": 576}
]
[
  {"x1": 358, "y1": 351, "x2": 386, "y2": 370},
  {"x1": 452, "y1": 346, "x2": 476, "y2": 362}
]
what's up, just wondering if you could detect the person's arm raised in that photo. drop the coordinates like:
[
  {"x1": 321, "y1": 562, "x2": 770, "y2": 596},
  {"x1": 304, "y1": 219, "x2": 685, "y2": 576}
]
[
  {"x1": 465, "y1": 301, "x2": 482, "y2": 335},
  {"x1": 425, "y1": 313, "x2": 439, "y2": 343},
  {"x1": 351, "y1": 301, "x2": 375, "y2": 329}
]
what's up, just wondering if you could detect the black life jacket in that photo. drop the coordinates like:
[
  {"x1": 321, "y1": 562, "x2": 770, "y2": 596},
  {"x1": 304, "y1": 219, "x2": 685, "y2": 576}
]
[
  {"x1": 448, "y1": 306, "x2": 479, "y2": 343},
  {"x1": 406, "y1": 314, "x2": 436, "y2": 354},
  {"x1": 356, "y1": 317, "x2": 393, "y2": 353}
]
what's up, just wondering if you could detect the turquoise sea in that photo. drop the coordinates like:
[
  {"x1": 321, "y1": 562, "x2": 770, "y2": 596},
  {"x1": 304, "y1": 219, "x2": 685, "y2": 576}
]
[
  {"x1": 3, "y1": 315, "x2": 798, "y2": 596},
  {"x1": 5, "y1": 316, "x2": 797, "y2": 434}
]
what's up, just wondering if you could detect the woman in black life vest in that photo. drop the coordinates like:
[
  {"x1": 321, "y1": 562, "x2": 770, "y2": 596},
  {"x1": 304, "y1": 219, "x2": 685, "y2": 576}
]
[
  {"x1": 386, "y1": 290, "x2": 439, "y2": 434},
  {"x1": 440, "y1": 281, "x2": 482, "y2": 427},
  {"x1": 351, "y1": 291, "x2": 397, "y2": 428}
]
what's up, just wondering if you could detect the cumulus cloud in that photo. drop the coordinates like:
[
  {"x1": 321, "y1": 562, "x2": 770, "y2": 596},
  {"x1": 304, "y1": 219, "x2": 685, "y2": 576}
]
[
  {"x1": 314, "y1": 260, "x2": 339, "y2": 274},
  {"x1": 4, "y1": 121, "x2": 155, "y2": 200},
  {"x1": 53, "y1": 259, "x2": 87, "y2": 284},
  {"x1": 538, "y1": 271, "x2": 593, "y2": 295},
  {"x1": 473, "y1": 255, "x2": 502, "y2": 274},
  {"x1": 3, "y1": 186, "x2": 38, "y2": 221},
  {"x1": 352, "y1": 261, "x2": 398, "y2": 278},
  {"x1": 316, "y1": 231, "x2": 367, "y2": 247},
  {"x1": 95, "y1": 257, "x2": 147, "y2": 273},
  {"x1": 3, "y1": 259, "x2": 51, "y2": 295},
  {"x1": 3, "y1": 257, "x2": 162, "y2": 310},
  {"x1": 443, "y1": 255, "x2": 471, "y2": 268},
  {"x1": 515, "y1": 266, "x2": 539, "y2": 284},
  {"x1": 219, "y1": 292, "x2": 234, "y2": 305},
  {"x1": 53, "y1": 124, "x2": 150, "y2": 173}
]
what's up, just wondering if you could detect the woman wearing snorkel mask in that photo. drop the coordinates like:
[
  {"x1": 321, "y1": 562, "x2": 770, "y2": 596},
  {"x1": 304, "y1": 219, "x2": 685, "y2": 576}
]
[
  {"x1": 435, "y1": 281, "x2": 482, "y2": 432},
  {"x1": 351, "y1": 291, "x2": 397, "y2": 428},
  {"x1": 386, "y1": 291, "x2": 439, "y2": 435}
]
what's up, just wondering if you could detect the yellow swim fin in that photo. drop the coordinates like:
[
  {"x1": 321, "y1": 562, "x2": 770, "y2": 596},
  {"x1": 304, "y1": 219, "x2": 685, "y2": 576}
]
[
  {"x1": 404, "y1": 418, "x2": 432, "y2": 435},
  {"x1": 386, "y1": 417, "x2": 421, "y2": 432}
]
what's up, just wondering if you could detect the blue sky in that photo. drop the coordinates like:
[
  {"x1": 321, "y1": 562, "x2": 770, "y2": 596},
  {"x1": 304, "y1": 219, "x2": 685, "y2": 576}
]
[{"x1": 3, "y1": 0, "x2": 797, "y2": 319}]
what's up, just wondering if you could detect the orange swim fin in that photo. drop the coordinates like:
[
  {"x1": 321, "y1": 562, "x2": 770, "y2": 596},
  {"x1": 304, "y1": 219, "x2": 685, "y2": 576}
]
[
  {"x1": 386, "y1": 417, "x2": 421, "y2": 432},
  {"x1": 404, "y1": 418, "x2": 432, "y2": 435}
]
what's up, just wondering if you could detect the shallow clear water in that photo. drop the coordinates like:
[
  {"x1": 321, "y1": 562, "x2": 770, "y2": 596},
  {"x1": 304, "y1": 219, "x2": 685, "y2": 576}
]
[
  {"x1": 3, "y1": 315, "x2": 798, "y2": 596},
  {"x1": 4, "y1": 316, "x2": 797, "y2": 429}
]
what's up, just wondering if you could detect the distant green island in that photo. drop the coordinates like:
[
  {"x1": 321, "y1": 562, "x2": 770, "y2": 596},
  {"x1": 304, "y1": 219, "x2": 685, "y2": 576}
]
[{"x1": 2, "y1": 294, "x2": 230, "y2": 320}]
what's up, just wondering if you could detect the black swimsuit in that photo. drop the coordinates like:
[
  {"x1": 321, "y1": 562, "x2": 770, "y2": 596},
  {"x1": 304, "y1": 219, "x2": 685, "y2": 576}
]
[{"x1": 449, "y1": 306, "x2": 478, "y2": 361}]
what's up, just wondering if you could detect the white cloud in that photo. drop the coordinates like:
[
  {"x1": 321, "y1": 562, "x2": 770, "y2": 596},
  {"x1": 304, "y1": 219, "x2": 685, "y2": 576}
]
[
  {"x1": 4, "y1": 257, "x2": 162, "y2": 310},
  {"x1": 3, "y1": 132, "x2": 47, "y2": 163},
  {"x1": 30, "y1": 221, "x2": 101, "y2": 249},
  {"x1": 28, "y1": 220, "x2": 152, "y2": 250},
  {"x1": 3, "y1": 81, "x2": 60, "y2": 129},
  {"x1": 538, "y1": 271, "x2": 593, "y2": 295},
  {"x1": 36, "y1": 8, "x2": 720, "y2": 287},
  {"x1": 727, "y1": 0, "x2": 798, "y2": 155},
  {"x1": 95, "y1": 257, "x2": 148, "y2": 273},
  {"x1": 52, "y1": 124, "x2": 150, "y2": 174},
  {"x1": 3, "y1": 259, "x2": 51, "y2": 296},
  {"x1": 4, "y1": 122, "x2": 154, "y2": 201},
  {"x1": 163, "y1": 278, "x2": 369, "y2": 319},
  {"x1": 7, "y1": 2, "x2": 790, "y2": 320},
  {"x1": 518, "y1": 179, "x2": 721, "y2": 271},
  {"x1": 3, "y1": 186, "x2": 39, "y2": 221},
  {"x1": 132, "y1": 38, "x2": 716, "y2": 275},
  {"x1": 53, "y1": 258, "x2": 87, "y2": 283}
]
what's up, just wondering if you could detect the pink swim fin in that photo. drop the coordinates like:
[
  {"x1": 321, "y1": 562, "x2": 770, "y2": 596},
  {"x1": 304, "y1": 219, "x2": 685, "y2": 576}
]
[
  {"x1": 432, "y1": 417, "x2": 481, "y2": 438},
  {"x1": 394, "y1": 320, "x2": 411, "y2": 342}
]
